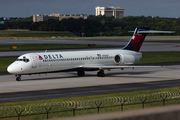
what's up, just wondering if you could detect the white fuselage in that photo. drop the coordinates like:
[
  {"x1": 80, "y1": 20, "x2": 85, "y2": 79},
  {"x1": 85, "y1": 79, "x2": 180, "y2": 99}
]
[{"x1": 7, "y1": 49, "x2": 142, "y2": 75}]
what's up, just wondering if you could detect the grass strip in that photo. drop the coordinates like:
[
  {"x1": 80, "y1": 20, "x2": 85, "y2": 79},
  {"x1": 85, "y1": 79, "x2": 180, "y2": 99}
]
[
  {"x1": 137, "y1": 52, "x2": 180, "y2": 64},
  {"x1": 0, "y1": 58, "x2": 16, "y2": 72},
  {"x1": 0, "y1": 44, "x2": 112, "y2": 51},
  {"x1": 0, "y1": 31, "x2": 77, "y2": 37}
]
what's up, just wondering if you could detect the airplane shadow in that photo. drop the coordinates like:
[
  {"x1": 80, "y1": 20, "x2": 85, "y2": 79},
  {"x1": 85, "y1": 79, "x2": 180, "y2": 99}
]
[
  {"x1": 22, "y1": 70, "x2": 160, "y2": 81},
  {"x1": 23, "y1": 75, "x2": 78, "y2": 81}
]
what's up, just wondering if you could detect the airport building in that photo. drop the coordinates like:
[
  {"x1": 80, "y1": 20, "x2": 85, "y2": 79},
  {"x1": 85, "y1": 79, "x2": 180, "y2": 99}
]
[
  {"x1": 33, "y1": 13, "x2": 87, "y2": 22},
  {"x1": 95, "y1": 6, "x2": 125, "y2": 18}
]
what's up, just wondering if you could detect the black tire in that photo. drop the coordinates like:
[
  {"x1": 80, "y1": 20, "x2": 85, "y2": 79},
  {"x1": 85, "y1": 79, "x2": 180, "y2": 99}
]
[
  {"x1": 97, "y1": 72, "x2": 100, "y2": 77},
  {"x1": 16, "y1": 77, "x2": 21, "y2": 81},
  {"x1": 77, "y1": 71, "x2": 85, "y2": 76},
  {"x1": 100, "y1": 72, "x2": 105, "y2": 77},
  {"x1": 97, "y1": 70, "x2": 105, "y2": 77}
]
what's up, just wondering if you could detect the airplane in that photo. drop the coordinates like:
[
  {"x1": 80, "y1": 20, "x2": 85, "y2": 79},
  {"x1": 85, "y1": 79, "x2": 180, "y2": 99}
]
[{"x1": 7, "y1": 27, "x2": 174, "y2": 81}]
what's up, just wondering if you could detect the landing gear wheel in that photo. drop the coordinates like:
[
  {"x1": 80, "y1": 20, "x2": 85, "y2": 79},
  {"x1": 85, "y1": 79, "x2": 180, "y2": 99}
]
[
  {"x1": 97, "y1": 70, "x2": 105, "y2": 77},
  {"x1": 16, "y1": 77, "x2": 21, "y2": 81},
  {"x1": 77, "y1": 71, "x2": 85, "y2": 76},
  {"x1": 16, "y1": 75, "x2": 21, "y2": 81}
]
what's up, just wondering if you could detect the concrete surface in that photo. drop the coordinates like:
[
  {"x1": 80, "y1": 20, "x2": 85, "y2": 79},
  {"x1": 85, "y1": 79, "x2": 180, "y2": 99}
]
[{"x1": 1, "y1": 65, "x2": 180, "y2": 93}]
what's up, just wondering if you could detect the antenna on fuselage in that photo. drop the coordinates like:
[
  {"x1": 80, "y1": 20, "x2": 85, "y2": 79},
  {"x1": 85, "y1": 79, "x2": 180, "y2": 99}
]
[{"x1": 45, "y1": 49, "x2": 47, "y2": 52}]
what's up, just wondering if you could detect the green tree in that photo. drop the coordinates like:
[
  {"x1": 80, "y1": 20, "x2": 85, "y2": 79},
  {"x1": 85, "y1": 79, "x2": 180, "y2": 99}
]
[{"x1": 174, "y1": 25, "x2": 180, "y2": 35}]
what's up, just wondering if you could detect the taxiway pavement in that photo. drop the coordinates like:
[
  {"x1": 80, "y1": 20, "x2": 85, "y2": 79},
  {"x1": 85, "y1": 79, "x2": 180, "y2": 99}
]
[
  {"x1": 0, "y1": 65, "x2": 180, "y2": 103},
  {"x1": 1, "y1": 65, "x2": 180, "y2": 93}
]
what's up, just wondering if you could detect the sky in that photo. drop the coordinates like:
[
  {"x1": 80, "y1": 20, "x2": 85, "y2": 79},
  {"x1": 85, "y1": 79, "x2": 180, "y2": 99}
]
[{"x1": 0, "y1": 0, "x2": 180, "y2": 18}]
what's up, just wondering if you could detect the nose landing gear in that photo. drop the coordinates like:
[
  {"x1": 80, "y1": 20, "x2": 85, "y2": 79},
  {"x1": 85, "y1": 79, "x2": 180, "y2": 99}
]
[{"x1": 15, "y1": 75, "x2": 21, "y2": 81}]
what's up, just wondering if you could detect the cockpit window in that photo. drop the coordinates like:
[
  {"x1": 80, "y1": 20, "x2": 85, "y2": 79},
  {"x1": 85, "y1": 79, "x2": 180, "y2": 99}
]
[
  {"x1": 16, "y1": 58, "x2": 29, "y2": 62},
  {"x1": 16, "y1": 59, "x2": 23, "y2": 61},
  {"x1": 24, "y1": 58, "x2": 29, "y2": 62}
]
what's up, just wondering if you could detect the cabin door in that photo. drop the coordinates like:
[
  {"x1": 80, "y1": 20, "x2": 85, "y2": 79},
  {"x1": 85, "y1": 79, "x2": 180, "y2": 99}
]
[{"x1": 31, "y1": 56, "x2": 37, "y2": 68}]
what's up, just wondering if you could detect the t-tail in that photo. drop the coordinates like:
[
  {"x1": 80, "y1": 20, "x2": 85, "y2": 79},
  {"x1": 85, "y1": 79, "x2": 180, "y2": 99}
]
[{"x1": 123, "y1": 27, "x2": 150, "y2": 52}]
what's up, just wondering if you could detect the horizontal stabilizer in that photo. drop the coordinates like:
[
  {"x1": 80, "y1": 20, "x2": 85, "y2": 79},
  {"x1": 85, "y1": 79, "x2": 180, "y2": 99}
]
[
  {"x1": 137, "y1": 30, "x2": 175, "y2": 34},
  {"x1": 129, "y1": 30, "x2": 175, "y2": 34}
]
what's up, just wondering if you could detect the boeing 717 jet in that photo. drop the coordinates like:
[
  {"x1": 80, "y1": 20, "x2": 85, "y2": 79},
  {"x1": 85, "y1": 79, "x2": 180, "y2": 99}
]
[{"x1": 7, "y1": 27, "x2": 174, "y2": 81}]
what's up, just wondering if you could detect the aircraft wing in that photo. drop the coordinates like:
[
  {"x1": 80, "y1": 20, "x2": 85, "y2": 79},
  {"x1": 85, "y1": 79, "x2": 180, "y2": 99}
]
[{"x1": 80, "y1": 65, "x2": 162, "y2": 69}]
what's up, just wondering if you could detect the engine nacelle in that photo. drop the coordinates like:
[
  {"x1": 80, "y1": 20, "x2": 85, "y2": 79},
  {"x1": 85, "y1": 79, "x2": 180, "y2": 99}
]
[
  {"x1": 114, "y1": 54, "x2": 140, "y2": 65},
  {"x1": 114, "y1": 54, "x2": 122, "y2": 64}
]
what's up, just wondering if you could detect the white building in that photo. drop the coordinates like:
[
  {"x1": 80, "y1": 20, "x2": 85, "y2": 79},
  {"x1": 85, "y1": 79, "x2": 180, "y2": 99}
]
[{"x1": 95, "y1": 6, "x2": 125, "y2": 18}]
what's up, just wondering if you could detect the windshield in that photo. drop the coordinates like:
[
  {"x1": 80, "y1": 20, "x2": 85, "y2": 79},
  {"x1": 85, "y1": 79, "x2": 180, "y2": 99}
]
[{"x1": 16, "y1": 57, "x2": 29, "y2": 62}]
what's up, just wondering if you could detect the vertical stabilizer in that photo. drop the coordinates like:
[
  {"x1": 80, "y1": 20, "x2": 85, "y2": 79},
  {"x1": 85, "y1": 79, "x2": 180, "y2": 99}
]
[{"x1": 123, "y1": 27, "x2": 150, "y2": 52}]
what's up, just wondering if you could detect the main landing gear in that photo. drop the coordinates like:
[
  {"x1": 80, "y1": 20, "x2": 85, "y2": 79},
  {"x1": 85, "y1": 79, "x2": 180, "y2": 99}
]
[
  {"x1": 77, "y1": 70, "x2": 105, "y2": 77},
  {"x1": 16, "y1": 75, "x2": 21, "y2": 81},
  {"x1": 77, "y1": 71, "x2": 85, "y2": 76},
  {"x1": 97, "y1": 70, "x2": 105, "y2": 77}
]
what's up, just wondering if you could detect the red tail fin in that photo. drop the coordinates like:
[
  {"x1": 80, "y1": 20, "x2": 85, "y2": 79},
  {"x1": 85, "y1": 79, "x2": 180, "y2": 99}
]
[{"x1": 123, "y1": 27, "x2": 150, "y2": 52}]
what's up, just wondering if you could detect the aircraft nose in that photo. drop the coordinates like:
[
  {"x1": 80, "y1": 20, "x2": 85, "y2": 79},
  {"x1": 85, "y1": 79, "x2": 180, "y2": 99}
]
[{"x1": 7, "y1": 64, "x2": 16, "y2": 74}]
